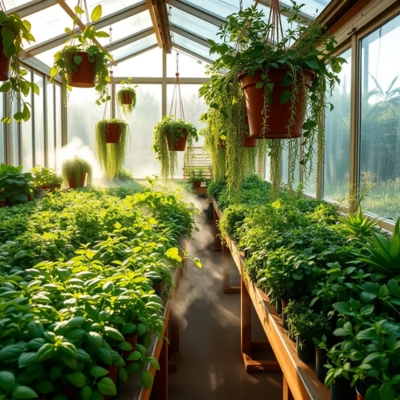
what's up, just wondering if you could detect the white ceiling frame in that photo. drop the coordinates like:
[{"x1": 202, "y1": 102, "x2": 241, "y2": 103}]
[
  {"x1": 172, "y1": 43, "x2": 212, "y2": 64},
  {"x1": 104, "y1": 28, "x2": 155, "y2": 52},
  {"x1": 110, "y1": 43, "x2": 158, "y2": 65},
  {"x1": 170, "y1": 24, "x2": 210, "y2": 48},
  {"x1": 25, "y1": 2, "x2": 149, "y2": 55},
  {"x1": 167, "y1": 0, "x2": 224, "y2": 27},
  {"x1": 7, "y1": 0, "x2": 57, "y2": 17}
]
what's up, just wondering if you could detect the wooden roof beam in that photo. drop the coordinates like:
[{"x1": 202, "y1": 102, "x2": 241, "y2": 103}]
[{"x1": 147, "y1": 0, "x2": 172, "y2": 53}]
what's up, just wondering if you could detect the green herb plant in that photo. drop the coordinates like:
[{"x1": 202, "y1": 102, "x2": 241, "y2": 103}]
[{"x1": 30, "y1": 165, "x2": 62, "y2": 188}]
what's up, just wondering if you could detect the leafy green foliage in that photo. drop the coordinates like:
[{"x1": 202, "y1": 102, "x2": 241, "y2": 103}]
[
  {"x1": 152, "y1": 115, "x2": 199, "y2": 180},
  {"x1": 50, "y1": 5, "x2": 113, "y2": 105},
  {"x1": 117, "y1": 78, "x2": 138, "y2": 116},
  {"x1": 30, "y1": 165, "x2": 62, "y2": 187},
  {"x1": 0, "y1": 11, "x2": 38, "y2": 123}
]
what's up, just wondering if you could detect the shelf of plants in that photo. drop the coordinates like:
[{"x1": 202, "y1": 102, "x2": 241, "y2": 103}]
[
  {"x1": 209, "y1": 174, "x2": 400, "y2": 400},
  {"x1": 0, "y1": 180, "x2": 198, "y2": 400}
]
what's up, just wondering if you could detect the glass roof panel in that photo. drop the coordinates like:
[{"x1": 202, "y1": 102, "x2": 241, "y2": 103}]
[
  {"x1": 172, "y1": 32, "x2": 216, "y2": 62},
  {"x1": 66, "y1": 0, "x2": 143, "y2": 18},
  {"x1": 4, "y1": 0, "x2": 32, "y2": 10},
  {"x1": 109, "y1": 34, "x2": 157, "y2": 62},
  {"x1": 95, "y1": 11, "x2": 153, "y2": 46},
  {"x1": 34, "y1": 44, "x2": 65, "y2": 68},
  {"x1": 169, "y1": 6, "x2": 219, "y2": 43},
  {"x1": 113, "y1": 47, "x2": 162, "y2": 77},
  {"x1": 23, "y1": 5, "x2": 72, "y2": 46},
  {"x1": 167, "y1": 49, "x2": 209, "y2": 78}
]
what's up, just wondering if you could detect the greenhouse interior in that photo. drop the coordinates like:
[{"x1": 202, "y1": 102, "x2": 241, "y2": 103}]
[{"x1": 0, "y1": 0, "x2": 399, "y2": 399}]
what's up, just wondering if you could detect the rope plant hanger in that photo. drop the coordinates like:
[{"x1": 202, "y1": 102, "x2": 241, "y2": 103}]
[{"x1": 153, "y1": 52, "x2": 198, "y2": 181}]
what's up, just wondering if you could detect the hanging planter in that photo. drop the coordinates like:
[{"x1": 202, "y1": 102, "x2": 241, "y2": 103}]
[
  {"x1": 241, "y1": 134, "x2": 258, "y2": 147},
  {"x1": 238, "y1": 67, "x2": 314, "y2": 139},
  {"x1": 68, "y1": 51, "x2": 96, "y2": 88},
  {"x1": 166, "y1": 128, "x2": 188, "y2": 151},
  {"x1": 0, "y1": 29, "x2": 11, "y2": 81},
  {"x1": 117, "y1": 79, "x2": 138, "y2": 116},
  {"x1": 50, "y1": 4, "x2": 113, "y2": 106},
  {"x1": 95, "y1": 119, "x2": 129, "y2": 179},
  {"x1": 61, "y1": 156, "x2": 92, "y2": 189}
]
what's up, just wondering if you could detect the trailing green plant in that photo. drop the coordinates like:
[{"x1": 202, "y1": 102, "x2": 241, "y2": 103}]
[
  {"x1": 61, "y1": 156, "x2": 93, "y2": 188},
  {"x1": 0, "y1": 11, "x2": 38, "y2": 123},
  {"x1": 204, "y1": 3, "x2": 345, "y2": 193},
  {"x1": 117, "y1": 78, "x2": 137, "y2": 116},
  {"x1": 187, "y1": 166, "x2": 207, "y2": 185},
  {"x1": 152, "y1": 115, "x2": 198, "y2": 180},
  {"x1": 0, "y1": 163, "x2": 36, "y2": 205},
  {"x1": 50, "y1": 5, "x2": 113, "y2": 105},
  {"x1": 30, "y1": 165, "x2": 62, "y2": 188},
  {"x1": 94, "y1": 118, "x2": 130, "y2": 179}
]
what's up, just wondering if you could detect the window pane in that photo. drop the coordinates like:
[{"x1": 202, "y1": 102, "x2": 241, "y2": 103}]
[
  {"x1": 167, "y1": 49, "x2": 209, "y2": 78},
  {"x1": 21, "y1": 119, "x2": 33, "y2": 171},
  {"x1": 324, "y1": 48, "x2": 351, "y2": 202},
  {"x1": 11, "y1": 99, "x2": 20, "y2": 166},
  {"x1": 55, "y1": 85, "x2": 63, "y2": 170},
  {"x1": 112, "y1": 47, "x2": 162, "y2": 77},
  {"x1": 47, "y1": 82, "x2": 55, "y2": 169},
  {"x1": 34, "y1": 74, "x2": 45, "y2": 166},
  {"x1": 359, "y1": 15, "x2": 400, "y2": 220},
  {"x1": 281, "y1": 145, "x2": 289, "y2": 184},
  {"x1": 118, "y1": 84, "x2": 162, "y2": 178},
  {"x1": 302, "y1": 142, "x2": 317, "y2": 197},
  {"x1": 67, "y1": 88, "x2": 104, "y2": 178}
]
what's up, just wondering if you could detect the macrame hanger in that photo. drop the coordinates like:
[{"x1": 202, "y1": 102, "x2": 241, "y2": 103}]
[
  {"x1": 169, "y1": 52, "x2": 185, "y2": 121},
  {"x1": 266, "y1": 0, "x2": 285, "y2": 50}
]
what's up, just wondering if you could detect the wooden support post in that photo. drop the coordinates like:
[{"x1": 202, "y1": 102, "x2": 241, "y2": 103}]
[
  {"x1": 222, "y1": 242, "x2": 240, "y2": 293},
  {"x1": 168, "y1": 306, "x2": 179, "y2": 372},
  {"x1": 152, "y1": 338, "x2": 168, "y2": 400},
  {"x1": 241, "y1": 276, "x2": 280, "y2": 372},
  {"x1": 283, "y1": 375, "x2": 295, "y2": 400}
]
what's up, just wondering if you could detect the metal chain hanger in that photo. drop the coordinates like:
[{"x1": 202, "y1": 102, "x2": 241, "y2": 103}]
[{"x1": 169, "y1": 53, "x2": 185, "y2": 121}]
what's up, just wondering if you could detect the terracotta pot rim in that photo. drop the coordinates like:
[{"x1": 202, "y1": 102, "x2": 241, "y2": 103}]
[{"x1": 238, "y1": 66, "x2": 316, "y2": 80}]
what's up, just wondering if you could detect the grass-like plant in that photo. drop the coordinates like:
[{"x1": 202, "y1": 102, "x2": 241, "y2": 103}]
[
  {"x1": 152, "y1": 115, "x2": 198, "y2": 180},
  {"x1": 117, "y1": 78, "x2": 137, "y2": 116},
  {"x1": 95, "y1": 119, "x2": 129, "y2": 179},
  {"x1": 61, "y1": 156, "x2": 92, "y2": 188}
]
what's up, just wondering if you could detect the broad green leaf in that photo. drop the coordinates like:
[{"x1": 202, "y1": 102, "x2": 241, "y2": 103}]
[
  {"x1": 12, "y1": 386, "x2": 38, "y2": 399},
  {"x1": 91, "y1": 5, "x2": 102, "y2": 22},
  {"x1": 140, "y1": 371, "x2": 154, "y2": 389},
  {"x1": 98, "y1": 377, "x2": 116, "y2": 396},
  {"x1": 66, "y1": 372, "x2": 86, "y2": 388}
]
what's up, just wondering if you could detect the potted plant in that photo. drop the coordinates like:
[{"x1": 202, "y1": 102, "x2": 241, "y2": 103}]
[
  {"x1": 187, "y1": 166, "x2": 207, "y2": 188},
  {"x1": 152, "y1": 115, "x2": 198, "y2": 180},
  {"x1": 94, "y1": 118, "x2": 129, "y2": 179},
  {"x1": 61, "y1": 156, "x2": 92, "y2": 189},
  {"x1": 31, "y1": 165, "x2": 63, "y2": 191},
  {"x1": 50, "y1": 5, "x2": 113, "y2": 106},
  {"x1": 0, "y1": 11, "x2": 38, "y2": 123},
  {"x1": 117, "y1": 78, "x2": 137, "y2": 116},
  {"x1": 206, "y1": 3, "x2": 345, "y2": 188},
  {"x1": 0, "y1": 163, "x2": 36, "y2": 205}
]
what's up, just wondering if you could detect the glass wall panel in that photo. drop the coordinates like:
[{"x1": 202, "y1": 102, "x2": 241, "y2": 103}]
[
  {"x1": 112, "y1": 47, "x2": 162, "y2": 77},
  {"x1": 67, "y1": 88, "x2": 103, "y2": 177},
  {"x1": 265, "y1": 153, "x2": 271, "y2": 182},
  {"x1": 34, "y1": 73, "x2": 45, "y2": 166},
  {"x1": 47, "y1": 82, "x2": 56, "y2": 169},
  {"x1": 117, "y1": 84, "x2": 162, "y2": 178},
  {"x1": 359, "y1": 15, "x2": 400, "y2": 220},
  {"x1": 302, "y1": 141, "x2": 318, "y2": 197},
  {"x1": 281, "y1": 145, "x2": 289, "y2": 185},
  {"x1": 167, "y1": 49, "x2": 209, "y2": 78},
  {"x1": 324, "y1": 49, "x2": 351, "y2": 202},
  {"x1": 0, "y1": 94, "x2": 5, "y2": 163},
  {"x1": 110, "y1": 36, "x2": 157, "y2": 62},
  {"x1": 55, "y1": 85, "x2": 62, "y2": 170},
  {"x1": 11, "y1": 100, "x2": 20, "y2": 166},
  {"x1": 21, "y1": 119, "x2": 33, "y2": 171}
]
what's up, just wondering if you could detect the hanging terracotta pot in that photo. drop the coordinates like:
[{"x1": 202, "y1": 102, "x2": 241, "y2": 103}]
[
  {"x1": 242, "y1": 135, "x2": 258, "y2": 147},
  {"x1": 166, "y1": 128, "x2": 188, "y2": 151},
  {"x1": 121, "y1": 91, "x2": 133, "y2": 105},
  {"x1": 105, "y1": 123, "x2": 121, "y2": 143},
  {"x1": 238, "y1": 67, "x2": 314, "y2": 139},
  {"x1": 68, "y1": 172, "x2": 86, "y2": 189},
  {"x1": 218, "y1": 138, "x2": 226, "y2": 149},
  {"x1": 0, "y1": 31, "x2": 11, "y2": 82},
  {"x1": 68, "y1": 51, "x2": 96, "y2": 88}
]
